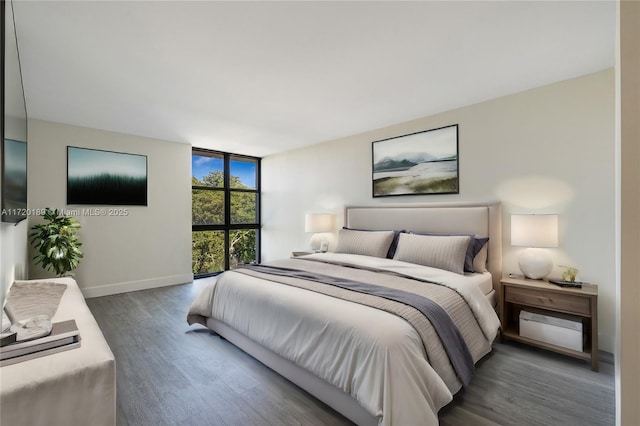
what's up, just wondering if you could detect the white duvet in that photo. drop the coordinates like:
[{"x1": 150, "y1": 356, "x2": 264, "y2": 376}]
[{"x1": 188, "y1": 253, "x2": 500, "y2": 426}]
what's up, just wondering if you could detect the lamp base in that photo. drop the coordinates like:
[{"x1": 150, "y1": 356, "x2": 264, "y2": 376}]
[
  {"x1": 309, "y1": 233, "x2": 329, "y2": 253},
  {"x1": 518, "y1": 248, "x2": 553, "y2": 279}
]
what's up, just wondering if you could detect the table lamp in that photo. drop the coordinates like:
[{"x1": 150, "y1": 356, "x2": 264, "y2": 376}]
[
  {"x1": 304, "y1": 213, "x2": 333, "y2": 252},
  {"x1": 511, "y1": 214, "x2": 558, "y2": 279}
]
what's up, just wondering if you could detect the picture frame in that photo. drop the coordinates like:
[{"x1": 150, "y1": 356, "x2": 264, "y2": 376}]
[
  {"x1": 67, "y1": 146, "x2": 148, "y2": 205},
  {"x1": 372, "y1": 124, "x2": 459, "y2": 197}
]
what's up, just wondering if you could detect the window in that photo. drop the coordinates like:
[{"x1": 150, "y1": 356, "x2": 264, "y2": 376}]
[{"x1": 192, "y1": 149, "x2": 260, "y2": 277}]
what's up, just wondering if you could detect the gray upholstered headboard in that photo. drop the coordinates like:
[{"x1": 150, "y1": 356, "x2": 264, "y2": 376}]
[{"x1": 345, "y1": 201, "x2": 502, "y2": 293}]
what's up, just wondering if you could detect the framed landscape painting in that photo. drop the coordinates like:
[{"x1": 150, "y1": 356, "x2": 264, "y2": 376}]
[
  {"x1": 372, "y1": 124, "x2": 459, "y2": 197},
  {"x1": 67, "y1": 146, "x2": 148, "y2": 205}
]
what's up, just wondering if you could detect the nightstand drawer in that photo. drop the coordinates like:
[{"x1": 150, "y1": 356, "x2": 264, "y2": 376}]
[{"x1": 505, "y1": 286, "x2": 591, "y2": 316}]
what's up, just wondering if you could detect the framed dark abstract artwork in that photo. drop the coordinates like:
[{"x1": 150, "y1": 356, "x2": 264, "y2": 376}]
[{"x1": 67, "y1": 146, "x2": 147, "y2": 205}]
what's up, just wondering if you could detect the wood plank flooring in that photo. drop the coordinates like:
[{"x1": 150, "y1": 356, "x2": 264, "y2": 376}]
[{"x1": 86, "y1": 282, "x2": 615, "y2": 426}]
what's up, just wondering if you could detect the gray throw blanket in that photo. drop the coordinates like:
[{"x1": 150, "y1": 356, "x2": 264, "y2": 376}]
[
  {"x1": 240, "y1": 264, "x2": 474, "y2": 386},
  {"x1": 4, "y1": 282, "x2": 67, "y2": 322}
]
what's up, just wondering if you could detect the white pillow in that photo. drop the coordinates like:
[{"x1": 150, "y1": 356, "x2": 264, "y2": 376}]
[
  {"x1": 473, "y1": 243, "x2": 489, "y2": 273},
  {"x1": 393, "y1": 233, "x2": 470, "y2": 274},
  {"x1": 334, "y1": 229, "x2": 395, "y2": 258}
]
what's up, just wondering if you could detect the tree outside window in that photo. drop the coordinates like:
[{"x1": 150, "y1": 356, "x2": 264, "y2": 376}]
[{"x1": 192, "y1": 150, "x2": 260, "y2": 277}]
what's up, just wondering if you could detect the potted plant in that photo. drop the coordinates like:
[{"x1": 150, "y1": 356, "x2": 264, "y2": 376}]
[{"x1": 29, "y1": 208, "x2": 83, "y2": 277}]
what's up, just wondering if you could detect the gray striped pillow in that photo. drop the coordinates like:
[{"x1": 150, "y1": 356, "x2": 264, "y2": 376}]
[
  {"x1": 393, "y1": 233, "x2": 470, "y2": 274},
  {"x1": 335, "y1": 229, "x2": 395, "y2": 258}
]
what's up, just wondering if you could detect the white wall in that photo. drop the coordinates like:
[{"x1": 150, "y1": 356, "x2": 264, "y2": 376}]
[
  {"x1": 27, "y1": 120, "x2": 192, "y2": 297},
  {"x1": 262, "y1": 69, "x2": 616, "y2": 352}
]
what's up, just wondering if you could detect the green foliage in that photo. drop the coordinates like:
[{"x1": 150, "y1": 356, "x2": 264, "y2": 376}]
[
  {"x1": 231, "y1": 192, "x2": 256, "y2": 224},
  {"x1": 192, "y1": 171, "x2": 258, "y2": 275},
  {"x1": 192, "y1": 189, "x2": 224, "y2": 225},
  {"x1": 229, "y1": 175, "x2": 248, "y2": 189},
  {"x1": 230, "y1": 229, "x2": 257, "y2": 265},
  {"x1": 560, "y1": 265, "x2": 578, "y2": 282},
  {"x1": 29, "y1": 208, "x2": 83, "y2": 277},
  {"x1": 191, "y1": 229, "x2": 257, "y2": 275},
  {"x1": 192, "y1": 231, "x2": 225, "y2": 274},
  {"x1": 201, "y1": 171, "x2": 224, "y2": 188},
  {"x1": 193, "y1": 171, "x2": 245, "y2": 189}
]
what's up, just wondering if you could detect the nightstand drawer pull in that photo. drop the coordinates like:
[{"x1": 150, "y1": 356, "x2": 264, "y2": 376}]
[{"x1": 505, "y1": 286, "x2": 590, "y2": 316}]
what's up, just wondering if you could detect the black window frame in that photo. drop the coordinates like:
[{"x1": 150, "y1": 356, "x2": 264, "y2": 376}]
[{"x1": 192, "y1": 148, "x2": 261, "y2": 278}]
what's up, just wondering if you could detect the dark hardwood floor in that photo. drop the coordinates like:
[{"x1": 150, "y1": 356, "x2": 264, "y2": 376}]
[{"x1": 86, "y1": 282, "x2": 615, "y2": 426}]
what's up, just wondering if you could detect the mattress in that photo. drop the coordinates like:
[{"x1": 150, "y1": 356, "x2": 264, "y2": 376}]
[
  {"x1": 471, "y1": 272, "x2": 494, "y2": 295},
  {"x1": 465, "y1": 271, "x2": 496, "y2": 307}
]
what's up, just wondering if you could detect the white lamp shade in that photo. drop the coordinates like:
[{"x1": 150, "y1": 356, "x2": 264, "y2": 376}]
[
  {"x1": 511, "y1": 214, "x2": 558, "y2": 248},
  {"x1": 305, "y1": 213, "x2": 333, "y2": 233}
]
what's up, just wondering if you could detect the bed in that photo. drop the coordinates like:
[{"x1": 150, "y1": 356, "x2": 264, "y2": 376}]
[{"x1": 188, "y1": 202, "x2": 502, "y2": 425}]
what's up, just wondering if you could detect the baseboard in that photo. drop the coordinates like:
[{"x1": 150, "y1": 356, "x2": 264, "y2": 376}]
[{"x1": 81, "y1": 273, "x2": 194, "y2": 298}]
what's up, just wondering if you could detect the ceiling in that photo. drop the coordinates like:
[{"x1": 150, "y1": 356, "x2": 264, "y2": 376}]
[{"x1": 12, "y1": 1, "x2": 615, "y2": 158}]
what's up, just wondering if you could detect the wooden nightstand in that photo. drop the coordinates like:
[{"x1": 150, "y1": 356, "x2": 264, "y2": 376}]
[{"x1": 500, "y1": 276, "x2": 599, "y2": 371}]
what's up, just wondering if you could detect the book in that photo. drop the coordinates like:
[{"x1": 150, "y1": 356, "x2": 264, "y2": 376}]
[
  {"x1": 0, "y1": 319, "x2": 80, "y2": 365},
  {"x1": 0, "y1": 331, "x2": 17, "y2": 347},
  {"x1": 548, "y1": 279, "x2": 583, "y2": 288},
  {"x1": 0, "y1": 339, "x2": 81, "y2": 367}
]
